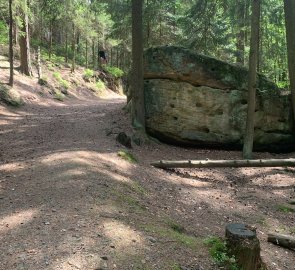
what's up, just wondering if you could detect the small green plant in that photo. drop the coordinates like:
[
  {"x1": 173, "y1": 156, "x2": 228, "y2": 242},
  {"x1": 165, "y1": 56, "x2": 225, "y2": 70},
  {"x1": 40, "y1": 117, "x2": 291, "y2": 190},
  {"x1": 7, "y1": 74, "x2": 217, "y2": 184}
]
[
  {"x1": 143, "y1": 224, "x2": 199, "y2": 250},
  {"x1": 54, "y1": 90, "x2": 65, "y2": 101},
  {"x1": 204, "y1": 236, "x2": 239, "y2": 270},
  {"x1": 53, "y1": 72, "x2": 70, "y2": 90},
  {"x1": 103, "y1": 65, "x2": 124, "y2": 78},
  {"x1": 167, "y1": 220, "x2": 185, "y2": 234},
  {"x1": 83, "y1": 69, "x2": 94, "y2": 81},
  {"x1": 117, "y1": 150, "x2": 137, "y2": 163},
  {"x1": 0, "y1": 83, "x2": 23, "y2": 106},
  {"x1": 0, "y1": 21, "x2": 8, "y2": 44},
  {"x1": 96, "y1": 79, "x2": 105, "y2": 90},
  {"x1": 277, "y1": 205, "x2": 294, "y2": 213}
]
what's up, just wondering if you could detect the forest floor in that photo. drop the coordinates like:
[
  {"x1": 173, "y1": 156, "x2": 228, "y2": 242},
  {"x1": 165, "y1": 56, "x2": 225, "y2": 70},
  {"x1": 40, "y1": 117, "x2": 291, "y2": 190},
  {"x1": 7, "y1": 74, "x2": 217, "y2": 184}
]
[{"x1": 0, "y1": 55, "x2": 294, "y2": 270}]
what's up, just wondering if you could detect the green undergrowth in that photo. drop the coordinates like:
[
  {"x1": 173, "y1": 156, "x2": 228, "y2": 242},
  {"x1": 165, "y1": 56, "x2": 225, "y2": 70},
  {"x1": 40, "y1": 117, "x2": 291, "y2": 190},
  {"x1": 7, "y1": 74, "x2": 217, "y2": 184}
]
[
  {"x1": 103, "y1": 65, "x2": 124, "y2": 78},
  {"x1": 53, "y1": 89, "x2": 65, "y2": 101},
  {"x1": 53, "y1": 71, "x2": 70, "y2": 91},
  {"x1": 204, "y1": 236, "x2": 239, "y2": 270},
  {"x1": 277, "y1": 204, "x2": 294, "y2": 213},
  {"x1": 117, "y1": 150, "x2": 137, "y2": 163},
  {"x1": 83, "y1": 69, "x2": 94, "y2": 81},
  {"x1": 142, "y1": 222, "x2": 200, "y2": 250},
  {"x1": 0, "y1": 83, "x2": 23, "y2": 106}
]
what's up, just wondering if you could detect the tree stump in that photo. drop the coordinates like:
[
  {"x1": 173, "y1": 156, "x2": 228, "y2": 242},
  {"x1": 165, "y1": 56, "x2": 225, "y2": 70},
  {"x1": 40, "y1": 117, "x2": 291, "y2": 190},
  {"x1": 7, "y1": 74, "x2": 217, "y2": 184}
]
[{"x1": 225, "y1": 223, "x2": 265, "y2": 270}]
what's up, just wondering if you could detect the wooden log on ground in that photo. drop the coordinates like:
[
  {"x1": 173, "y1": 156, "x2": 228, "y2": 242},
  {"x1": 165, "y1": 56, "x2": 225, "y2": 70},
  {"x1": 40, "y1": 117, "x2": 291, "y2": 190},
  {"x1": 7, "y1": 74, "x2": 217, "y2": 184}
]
[
  {"x1": 151, "y1": 158, "x2": 295, "y2": 169},
  {"x1": 267, "y1": 233, "x2": 295, "y2": 250},
  {"x1": 225, "y1": 223, "x2": 265, "y2": 270},
  {"x1": 289, "y1": 199, "x2": 295, "y2": 205}
]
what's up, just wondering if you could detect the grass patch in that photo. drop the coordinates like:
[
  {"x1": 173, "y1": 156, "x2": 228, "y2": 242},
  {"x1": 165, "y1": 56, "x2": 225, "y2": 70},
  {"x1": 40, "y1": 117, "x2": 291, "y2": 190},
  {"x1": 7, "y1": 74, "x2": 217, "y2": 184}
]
[
  {"x1": 117, "y1": 150, "x2": 137, "y2": 163},
  {"x1": 166, "y1": 220, "x2": 186, "y2": 234},
  {"x1": 0, "y1": 83, "x2": 23, "y2": 106},
  {"x1": 277, "y1": 205, "x2": 294, "y2": 213},
  {"x1": 204, "y1": 236, "x2": 239, "y2": 270},
  {"x1": 112, "y1": 189, "x2": 146, "y2": 213},
  {"x1": 130, "y1": 181, "x2": 148, "y2": 195},
  {"x1": 143, "y1": 224, "x2": 199, "y2": 250}
]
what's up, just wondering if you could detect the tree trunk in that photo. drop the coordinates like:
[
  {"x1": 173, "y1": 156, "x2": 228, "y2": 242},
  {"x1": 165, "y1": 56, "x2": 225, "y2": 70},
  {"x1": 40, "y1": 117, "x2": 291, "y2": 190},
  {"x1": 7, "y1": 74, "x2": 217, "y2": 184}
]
[
  {"x1": 236, "y1": 0, "x2": 246, "y2": 65},
  {"x1": 36, "y1": 46, "x2": 42, "y2": 80},
  {"x1": 243, "y1": 0, "x2": 261, "y2": 159},
  {"x1": 65, "y1": 31, "x2": 68, "y2": 63},
  {"x1": 92, "y1": 39, "x2": 96, "y2": 70},
  {"x1": 71, "y1": 24, "x2": 76, "y2": 73},
  {"x1": 19, "y1": 0, "x2": 32, "y2": 76},
  {"x1": 9, "y1": 0, "x2": 14, "y2": 86},
  {"x1": 226, "y1": 224, "x2": 264, "y2": 270},
  {"x1": 85, "y1": 39, "x2": 88, "y2": 68},
  {"x1": 131, "y1": 0, "x2": 145, "y2": 130},
  {"x1": 49, "y1": 20, "x2": 53, "y2": 61},
  {"x1": 284, "y1": 0, "x2": 295, "y2": 123},
  {"x1": 151, "y1": 159, "x2": 295, "y2": 169}
]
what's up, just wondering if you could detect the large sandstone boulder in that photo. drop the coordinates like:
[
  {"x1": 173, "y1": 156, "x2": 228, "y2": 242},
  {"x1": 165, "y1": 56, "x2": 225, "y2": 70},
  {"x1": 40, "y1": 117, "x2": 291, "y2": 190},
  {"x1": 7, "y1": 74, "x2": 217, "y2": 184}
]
[{"x1": 144, "y1": 46, "x2": 294, "y2": 151}]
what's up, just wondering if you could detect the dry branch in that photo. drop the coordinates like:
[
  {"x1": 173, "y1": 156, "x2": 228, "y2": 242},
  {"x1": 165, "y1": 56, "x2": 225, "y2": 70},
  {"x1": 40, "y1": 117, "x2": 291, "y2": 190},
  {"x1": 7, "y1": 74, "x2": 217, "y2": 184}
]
[
  {"x1": 151, "y1": 158, "x2": 295, "y2": 169},
  {"x1": 267, "y1": 233, "x2": 295, "y2": 250}
]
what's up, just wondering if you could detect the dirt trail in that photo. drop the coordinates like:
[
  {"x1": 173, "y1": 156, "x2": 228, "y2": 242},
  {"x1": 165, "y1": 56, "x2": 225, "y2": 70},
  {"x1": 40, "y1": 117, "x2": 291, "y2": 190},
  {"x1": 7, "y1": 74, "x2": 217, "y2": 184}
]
[{"x1": 0, "y1": 62, "x2": 295, "y2": 269}]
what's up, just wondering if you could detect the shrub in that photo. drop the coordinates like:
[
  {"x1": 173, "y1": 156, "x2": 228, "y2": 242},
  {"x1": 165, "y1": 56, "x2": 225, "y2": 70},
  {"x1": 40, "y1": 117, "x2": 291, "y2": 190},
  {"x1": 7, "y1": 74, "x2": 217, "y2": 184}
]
[
  {"x1": 103, "y1": 65, "x2": 124, "y2": 78},
  {"x1": 96, "y1": 79, "x2": 105, "y2": 90},
  {"x1": 83, "y1": 69, "x2": 94, "y2": 81},
  {"x1": 54, "y1": 90, "x2": 65, "y2": 101}
]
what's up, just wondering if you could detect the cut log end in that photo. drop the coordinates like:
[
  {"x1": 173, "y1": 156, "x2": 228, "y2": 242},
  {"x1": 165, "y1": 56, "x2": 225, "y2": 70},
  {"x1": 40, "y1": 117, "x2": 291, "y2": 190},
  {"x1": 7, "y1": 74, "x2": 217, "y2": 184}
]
[{"x1": 226, "y1": 223, "x2": 264, "y2": 270}]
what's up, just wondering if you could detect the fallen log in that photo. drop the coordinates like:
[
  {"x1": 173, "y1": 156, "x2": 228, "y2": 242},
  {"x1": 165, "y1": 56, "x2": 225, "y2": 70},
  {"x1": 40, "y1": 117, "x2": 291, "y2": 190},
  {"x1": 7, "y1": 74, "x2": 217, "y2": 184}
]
[
  {"x1": 151, "y1": 158, "x2": 295, "y2": 169},
  {"x1": 289, "y1": 199, "x2": 295, "y2": 205},
  {"x1": 267, "y1": 233, "x2": 295, "y2": 250}
]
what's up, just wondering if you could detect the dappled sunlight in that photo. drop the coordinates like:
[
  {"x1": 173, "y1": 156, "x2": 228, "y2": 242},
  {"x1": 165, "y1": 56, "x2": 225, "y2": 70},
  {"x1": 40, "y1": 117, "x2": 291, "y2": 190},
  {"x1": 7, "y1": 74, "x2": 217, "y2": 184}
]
[
  {"x1": 50, "y1": 253, "x2": 101, "y2": 270},
  {"x1": 0, "y1": 209, "x2": 39, "y2": 234},
  {"x1": 103, "y1": 220, "x2": 145, "y2": 251},
  {"x1": 0, "y1": 161, "x2": 27, "y2": 173}
]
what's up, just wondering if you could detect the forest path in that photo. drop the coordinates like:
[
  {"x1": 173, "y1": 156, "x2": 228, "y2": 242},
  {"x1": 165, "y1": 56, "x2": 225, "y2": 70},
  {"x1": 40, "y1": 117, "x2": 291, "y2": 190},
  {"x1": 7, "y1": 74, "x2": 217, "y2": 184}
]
[{"x1": 0, "y1": 66, "x2": 295, "y2": 269}]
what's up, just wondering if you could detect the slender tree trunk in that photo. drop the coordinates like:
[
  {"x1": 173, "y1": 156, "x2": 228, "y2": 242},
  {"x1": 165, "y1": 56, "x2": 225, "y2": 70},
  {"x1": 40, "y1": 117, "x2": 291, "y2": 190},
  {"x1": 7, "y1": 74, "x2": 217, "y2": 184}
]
[
  {"x1": 65, "y1": 31, "x2": 68, "y2": 63},
  {"x1": 9, "y1": 0, "x2": 14, "y2": 86},
  {"x1": 92, "y1": 39, "x2": 95, "y2": 70},
  {"x1": 243, "y1": 0, "x2": 261, "y2": 159},
  {"x1": 19, "y1": 0, "x2": 32, "y2": 76},
  {"x1": 36, "y1": 46, "x2": 42, "y2": 80},
  {"x1": 131, "y1": 0, "x2": 145, "y2": 129},
  {"x1": 71, "y1": 24, "x2": 76, "y2": 73},
  {"x1": 236, "y1": 0, "x2": 246, "y2": 65},
  {"x1": 49, "y1": 20, "x2": 53, "y2": 61},
  {"x1": 116, "y1": 47, "x2": 119, "y2": 67},
  {"x1": 85, "y1": 39, "x2": 88, "y2": 68},
  {"x1": 284, "y1": 0, "x2": 295, "y2": 123}
]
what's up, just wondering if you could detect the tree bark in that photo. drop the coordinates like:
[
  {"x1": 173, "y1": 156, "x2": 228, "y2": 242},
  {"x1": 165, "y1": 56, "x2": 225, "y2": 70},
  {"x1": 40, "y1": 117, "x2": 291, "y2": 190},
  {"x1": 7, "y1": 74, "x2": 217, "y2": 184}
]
[
  {"x1": 19, "y1": 0, "x2": 32, "y2": 76},
  {"x1": 226, "y1": 224, "x2": 264, "y2": 270},
  {"x1": 85, "y1": 39, "x2": 88, "y2": 68},
  {"x1": 71, "y1": 24, "x2": 76, "y2": 73},
  {"x1": 284, "y1": 0, "x2": 295, "y2": 123},
  {"x1": 267, "y1": 233, "x2": 295, "y2": 250},
  {"x1": 9, "y1": 0, "x2": 14, "y2": 86},
  {"x1": 151, "y1": 159, "x2": 295, "y2": 169},
  {"x1": 131, "y1": 0, "x2": 145, "y2": 130},
  {"x1": 243, "y1": 0, "x2": 261, "y2": 159}
]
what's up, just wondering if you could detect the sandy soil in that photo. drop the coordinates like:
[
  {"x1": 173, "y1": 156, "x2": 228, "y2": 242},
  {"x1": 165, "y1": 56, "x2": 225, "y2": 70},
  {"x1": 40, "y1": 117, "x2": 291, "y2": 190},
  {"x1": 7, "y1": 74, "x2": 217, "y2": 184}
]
[{"x1": 0, "y1": 57, "x2": 294, "y2": 270}]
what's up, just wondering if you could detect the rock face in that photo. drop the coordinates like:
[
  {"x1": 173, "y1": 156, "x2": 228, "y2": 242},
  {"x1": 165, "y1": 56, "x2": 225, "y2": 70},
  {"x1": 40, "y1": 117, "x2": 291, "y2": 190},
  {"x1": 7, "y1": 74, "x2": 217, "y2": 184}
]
[{"x1": 144, "y1": 46, "x2": 294, "y2": 151}]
